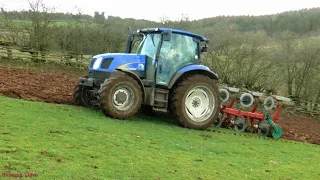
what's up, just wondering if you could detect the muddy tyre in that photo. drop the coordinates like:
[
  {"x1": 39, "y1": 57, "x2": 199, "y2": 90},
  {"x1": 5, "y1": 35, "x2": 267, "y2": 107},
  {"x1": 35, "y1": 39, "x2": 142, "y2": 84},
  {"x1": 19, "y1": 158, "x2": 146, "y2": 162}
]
[
  {"x1": 170, "y1": 74, "x2": 221, "y2": 130},
  {"x1": 73, "y1": 84, "x2": 86, "y2": 106},
  {"x1": 98, "y1": 74, "x2": 142, "y2": 119},
  {"x1": 73, "y1": 82, "x2": 99, "y2": 109}
]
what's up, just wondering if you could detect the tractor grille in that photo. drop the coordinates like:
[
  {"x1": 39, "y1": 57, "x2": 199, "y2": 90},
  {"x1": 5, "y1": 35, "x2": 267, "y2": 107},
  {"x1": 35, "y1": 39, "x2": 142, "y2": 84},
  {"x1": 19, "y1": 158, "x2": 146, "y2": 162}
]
[
  {"x1": 101, "y1": 58, "x2": 114, "y2": 69},
  {"x1": 89, "y1": 57, "x2": 113, "y2": 69}
]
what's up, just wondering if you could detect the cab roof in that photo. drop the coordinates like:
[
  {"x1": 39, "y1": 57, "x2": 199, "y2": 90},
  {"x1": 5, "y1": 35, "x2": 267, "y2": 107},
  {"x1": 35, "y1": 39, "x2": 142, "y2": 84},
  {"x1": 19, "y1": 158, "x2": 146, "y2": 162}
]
[{"x1": 137, "y1": 27, "x2": 207, "y2": 41}]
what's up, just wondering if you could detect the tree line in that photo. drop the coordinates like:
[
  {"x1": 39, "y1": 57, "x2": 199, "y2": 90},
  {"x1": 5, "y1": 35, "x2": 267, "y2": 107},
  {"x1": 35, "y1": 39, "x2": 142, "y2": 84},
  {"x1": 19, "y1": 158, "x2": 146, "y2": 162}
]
[{"x1": 0, "y1": 0, "x2": 319, "y2": 103}]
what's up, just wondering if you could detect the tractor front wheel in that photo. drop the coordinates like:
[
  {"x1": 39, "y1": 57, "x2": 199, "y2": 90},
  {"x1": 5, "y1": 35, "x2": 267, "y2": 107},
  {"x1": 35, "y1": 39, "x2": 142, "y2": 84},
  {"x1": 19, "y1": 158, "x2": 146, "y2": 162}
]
[
  {"x1": 98, "y1": 74, "x2": 142, "y2": 119},
  {"x1": 170, "y1": 75, "x2": 221, "y2": 130}
]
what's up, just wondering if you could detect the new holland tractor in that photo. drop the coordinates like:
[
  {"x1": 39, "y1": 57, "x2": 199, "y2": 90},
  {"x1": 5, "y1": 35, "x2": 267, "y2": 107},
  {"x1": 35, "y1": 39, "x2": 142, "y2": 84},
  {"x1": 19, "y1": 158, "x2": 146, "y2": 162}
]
[{"x1": 73, "y1": 27, "x2": 221, "y2": 130}]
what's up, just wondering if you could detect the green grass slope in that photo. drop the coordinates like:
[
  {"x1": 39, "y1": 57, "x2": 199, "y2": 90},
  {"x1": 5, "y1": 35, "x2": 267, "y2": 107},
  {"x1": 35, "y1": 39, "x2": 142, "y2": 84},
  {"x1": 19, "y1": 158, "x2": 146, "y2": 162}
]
[{"x1": 0, "y1": 96, "x2": 319, "y2": 180}]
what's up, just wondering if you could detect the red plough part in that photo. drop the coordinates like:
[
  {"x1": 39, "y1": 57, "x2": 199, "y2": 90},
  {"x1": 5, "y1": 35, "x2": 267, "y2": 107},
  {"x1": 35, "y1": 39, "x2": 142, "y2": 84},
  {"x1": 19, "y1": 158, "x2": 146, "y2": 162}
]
[{"x1": 215, "y1": 87, "x2": 292, "y2": 139}]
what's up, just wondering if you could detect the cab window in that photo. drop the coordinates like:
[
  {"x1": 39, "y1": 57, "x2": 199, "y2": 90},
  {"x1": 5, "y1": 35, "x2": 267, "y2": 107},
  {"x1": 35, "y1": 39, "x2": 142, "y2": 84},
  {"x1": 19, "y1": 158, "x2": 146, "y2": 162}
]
[{"x1": 159, "y1": 33, "x2": 199, "y2": 64}]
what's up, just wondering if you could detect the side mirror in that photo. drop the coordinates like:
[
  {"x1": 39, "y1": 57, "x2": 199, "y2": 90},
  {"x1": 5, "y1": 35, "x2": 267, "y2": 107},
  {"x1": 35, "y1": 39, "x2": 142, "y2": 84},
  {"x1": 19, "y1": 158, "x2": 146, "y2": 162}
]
[
  {"x1": 125, "y1": 34, "x2": 133, "y2": 53},
  {"x1": 162, "y1": 30, "x2": 172, "y2": 41},
  {"x1": 201, "y1": 46, "x2": 208, "y2": 52}
]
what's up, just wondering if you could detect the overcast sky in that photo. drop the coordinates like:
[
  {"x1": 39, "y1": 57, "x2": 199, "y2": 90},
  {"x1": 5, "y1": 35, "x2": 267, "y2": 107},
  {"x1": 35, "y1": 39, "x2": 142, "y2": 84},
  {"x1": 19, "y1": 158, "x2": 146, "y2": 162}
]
[{"x1": 1, "y1": 0, "x2": 319, "y2": 21}]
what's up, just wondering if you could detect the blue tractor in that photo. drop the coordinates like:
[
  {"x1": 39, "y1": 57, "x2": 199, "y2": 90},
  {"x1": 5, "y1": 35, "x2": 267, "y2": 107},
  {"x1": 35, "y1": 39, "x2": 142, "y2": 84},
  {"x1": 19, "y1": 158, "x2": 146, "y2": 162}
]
[{"x1": 73, "y1": 28, "x2": 221, "y2": 130}]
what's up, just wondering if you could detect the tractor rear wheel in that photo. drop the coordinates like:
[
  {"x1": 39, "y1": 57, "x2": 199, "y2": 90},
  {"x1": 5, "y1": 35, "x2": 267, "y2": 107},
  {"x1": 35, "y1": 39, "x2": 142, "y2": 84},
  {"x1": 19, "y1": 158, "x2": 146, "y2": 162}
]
[
  {"x1": 98, "y1": 74, "x2": 142, "y2": 119},
  {"x1": 170, "y1": 75, "x2": 221, "y2": 130},
  {"x1": 73, "y1": 82, "x2": 99, "y2": 109}
]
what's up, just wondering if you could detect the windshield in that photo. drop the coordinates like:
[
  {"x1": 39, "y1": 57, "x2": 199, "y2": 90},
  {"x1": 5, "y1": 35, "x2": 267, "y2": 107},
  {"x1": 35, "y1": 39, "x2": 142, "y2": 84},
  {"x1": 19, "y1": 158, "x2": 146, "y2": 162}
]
[{"x1": 136, "y1": 33, "x2": 161, "y2": 58}]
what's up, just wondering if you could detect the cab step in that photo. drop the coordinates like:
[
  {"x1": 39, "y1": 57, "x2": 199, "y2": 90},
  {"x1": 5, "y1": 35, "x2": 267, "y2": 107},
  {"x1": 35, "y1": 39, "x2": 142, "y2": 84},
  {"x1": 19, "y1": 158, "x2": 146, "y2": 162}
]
[{"x1": 152, "y1": 88, "x2": 169, "y2": 113}]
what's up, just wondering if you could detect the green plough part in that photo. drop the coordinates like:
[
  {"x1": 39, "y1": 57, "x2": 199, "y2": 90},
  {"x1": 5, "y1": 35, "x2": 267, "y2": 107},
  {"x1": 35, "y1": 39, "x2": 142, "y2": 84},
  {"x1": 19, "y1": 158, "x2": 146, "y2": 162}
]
[{"x1": 264, "y1": 114, "x2": 283, "y2": 139}]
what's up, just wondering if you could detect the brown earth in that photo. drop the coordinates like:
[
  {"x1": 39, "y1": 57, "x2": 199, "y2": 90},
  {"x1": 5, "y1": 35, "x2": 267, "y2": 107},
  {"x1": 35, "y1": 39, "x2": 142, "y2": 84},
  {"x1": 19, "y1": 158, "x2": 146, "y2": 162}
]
[
  {"x1": 277, "y1": 116, "x2": 320, "y2": 145},
  {"x1": 0, "y1": 66, "x2": 78, "y2": 105},
  {"x1": 0, "y1": 66, "x2": 319, "y2": 145}
]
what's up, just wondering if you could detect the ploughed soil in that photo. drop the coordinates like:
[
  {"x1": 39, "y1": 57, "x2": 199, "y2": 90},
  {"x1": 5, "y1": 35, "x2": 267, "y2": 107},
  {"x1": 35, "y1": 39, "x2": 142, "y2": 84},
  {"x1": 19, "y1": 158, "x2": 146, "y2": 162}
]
[
  {"x1": 0, "y1": 66, "x2": 78, "y2": 105},
  {"x1": 0, "y1": 66, "x2": 319, "y2": 145}
]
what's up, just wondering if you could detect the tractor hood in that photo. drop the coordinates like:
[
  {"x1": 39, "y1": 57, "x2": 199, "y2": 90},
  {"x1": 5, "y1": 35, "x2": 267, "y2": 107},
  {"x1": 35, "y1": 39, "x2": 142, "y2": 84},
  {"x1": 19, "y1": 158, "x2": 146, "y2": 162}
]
[{"x1": 89, "y1": 53, "x2": 147, "y2": 72}]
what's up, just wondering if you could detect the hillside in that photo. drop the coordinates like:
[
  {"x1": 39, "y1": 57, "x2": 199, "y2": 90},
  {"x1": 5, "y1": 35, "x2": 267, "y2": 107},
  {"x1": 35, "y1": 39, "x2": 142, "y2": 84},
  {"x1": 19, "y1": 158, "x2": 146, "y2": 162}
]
[{"x1": 2, "y1": 7, "x2": 320, "y2": 34}]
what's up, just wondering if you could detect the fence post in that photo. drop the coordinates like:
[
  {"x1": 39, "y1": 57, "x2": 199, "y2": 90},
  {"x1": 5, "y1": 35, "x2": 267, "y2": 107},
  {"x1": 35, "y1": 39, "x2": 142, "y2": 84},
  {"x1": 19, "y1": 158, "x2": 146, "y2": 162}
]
[
  {"x1": 289, "y1": 96, "x2": 299, "y2": 113},
  {"x1": 40, "y1": 51, "x2": 46, "y2": 62},
  {"x1": 30, "y1": 51, "x2": 38, "y2": 62},
  {"x1": 314, "y1": 100, "x2": 320, "y2": 111},
  {"x1": 6, "y1": 46, "x2": 12, "y2": 59}
]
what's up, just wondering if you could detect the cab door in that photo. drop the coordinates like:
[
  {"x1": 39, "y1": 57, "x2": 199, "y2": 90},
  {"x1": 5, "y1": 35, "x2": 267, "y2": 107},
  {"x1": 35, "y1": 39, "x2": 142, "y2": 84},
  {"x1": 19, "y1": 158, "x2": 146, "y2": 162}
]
[{"x1": 156, "y1": 33, "x2": 200, "y2": 86}]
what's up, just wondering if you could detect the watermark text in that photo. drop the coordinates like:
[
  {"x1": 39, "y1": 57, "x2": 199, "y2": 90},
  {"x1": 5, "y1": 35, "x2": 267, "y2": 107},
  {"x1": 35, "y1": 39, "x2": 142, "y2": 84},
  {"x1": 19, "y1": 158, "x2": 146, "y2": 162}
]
[{"x1": 2, "y1": 172, "x2": 38, "y2": 178}]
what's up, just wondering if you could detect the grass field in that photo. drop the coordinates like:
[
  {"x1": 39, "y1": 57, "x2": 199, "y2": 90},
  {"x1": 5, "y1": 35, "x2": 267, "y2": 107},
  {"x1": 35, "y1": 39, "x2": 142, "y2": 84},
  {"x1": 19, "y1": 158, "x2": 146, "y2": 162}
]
[{"x1": 0, "y1": 96, "x2": 319, "y2": 180}]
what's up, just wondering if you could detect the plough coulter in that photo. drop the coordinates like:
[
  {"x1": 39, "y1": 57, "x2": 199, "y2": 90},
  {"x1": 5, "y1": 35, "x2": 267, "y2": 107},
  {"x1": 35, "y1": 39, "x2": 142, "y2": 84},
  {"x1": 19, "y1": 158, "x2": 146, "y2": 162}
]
[{"x1": 214, "y1": 87, "x2": 292, "y2": 139}]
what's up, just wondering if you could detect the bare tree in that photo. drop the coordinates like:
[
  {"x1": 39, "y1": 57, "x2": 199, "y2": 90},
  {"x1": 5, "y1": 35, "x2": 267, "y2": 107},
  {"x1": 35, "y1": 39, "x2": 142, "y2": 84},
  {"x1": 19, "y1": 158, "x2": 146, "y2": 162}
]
[
  {"x1": 0, "y1": 7, "x2": 21, "y2": 45},
  {"x1": 274, "y1": 32, "x2": 320, "y2": 100},
  {"x1": 275, "y1": 31, "x2": 298, "y2": 97},
  {"x1": 294, "y1": 38, "x2": 320, "y2": 100},
  {"x1": 203, "y1": 24, "x2": 278, "y2": 91},
  {"x1": 20, "y1": 0, "x2": 57, "y2": 52}
]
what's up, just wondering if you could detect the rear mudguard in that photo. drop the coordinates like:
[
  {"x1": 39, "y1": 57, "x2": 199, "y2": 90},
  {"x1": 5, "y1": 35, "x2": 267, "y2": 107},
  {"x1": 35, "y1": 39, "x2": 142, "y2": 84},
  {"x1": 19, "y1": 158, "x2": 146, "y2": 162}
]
[{"x1": 168, "y1": 64, "x2": 219, "y2": 89}]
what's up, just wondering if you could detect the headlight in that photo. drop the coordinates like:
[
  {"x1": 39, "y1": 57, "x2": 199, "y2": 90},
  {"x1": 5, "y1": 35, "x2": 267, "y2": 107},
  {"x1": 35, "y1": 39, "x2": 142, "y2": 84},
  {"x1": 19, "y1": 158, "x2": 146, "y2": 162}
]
[{"x1": 93, "y1": 57, "x2": 103, "y2": 69}]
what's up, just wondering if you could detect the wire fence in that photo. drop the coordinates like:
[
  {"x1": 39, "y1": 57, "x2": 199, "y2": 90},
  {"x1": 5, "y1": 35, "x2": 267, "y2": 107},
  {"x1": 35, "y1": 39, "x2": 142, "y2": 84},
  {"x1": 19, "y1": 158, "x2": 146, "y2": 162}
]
[
  {"x1": 0, "y1": 44, "x2": 90, "y2": 69},
  {"x1": 286, "y1": 99, "x2": 320, "y2": 118}
]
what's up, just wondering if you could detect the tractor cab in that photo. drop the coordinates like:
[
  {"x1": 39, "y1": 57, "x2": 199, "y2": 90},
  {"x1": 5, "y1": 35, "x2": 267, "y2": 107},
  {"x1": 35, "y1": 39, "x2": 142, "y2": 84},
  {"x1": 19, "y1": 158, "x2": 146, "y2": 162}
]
[{"x1": 125, "y1": 28, "x2": 209, "y2": 86}]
